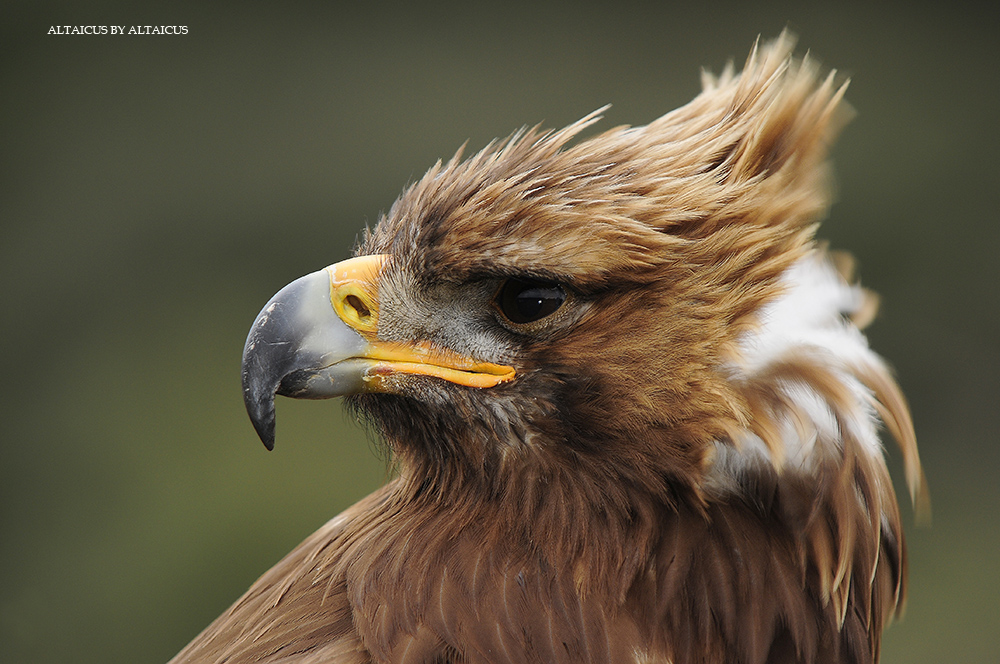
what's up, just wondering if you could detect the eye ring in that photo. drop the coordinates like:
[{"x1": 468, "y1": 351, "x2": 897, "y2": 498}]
[{"x1": 494, "y1": 278, "x2": 566, "y2": 325}]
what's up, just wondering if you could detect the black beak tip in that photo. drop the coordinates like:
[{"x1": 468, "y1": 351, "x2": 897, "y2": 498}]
[
  {"x1": 242, "y1": 361, "x2": 279, "y2": 451},
  {"x1": 259, "y1": 428, "x2": 276, "y2": 452},
  {"x1": 246, "y1": 392, "x2": 277, "y2": 451}
]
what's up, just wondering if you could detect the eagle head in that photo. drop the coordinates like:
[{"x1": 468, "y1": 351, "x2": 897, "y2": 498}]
[{"x1": 232, "y1": 32, "x2": 926, "y2": 664}]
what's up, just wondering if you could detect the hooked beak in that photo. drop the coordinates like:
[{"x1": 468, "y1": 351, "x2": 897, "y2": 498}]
[{"x1": 240, "y1": 254, "x2": 515, "y2": 449}]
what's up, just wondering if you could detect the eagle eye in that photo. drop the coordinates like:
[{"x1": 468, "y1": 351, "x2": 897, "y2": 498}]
[{"x1": 495, "y1": 278, "x2": 566, "y2": 325}]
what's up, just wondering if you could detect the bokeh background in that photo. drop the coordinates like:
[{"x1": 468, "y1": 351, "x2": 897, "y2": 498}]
[{"x1": 2, "y1": 2, "x2": 997, "y2": 662}]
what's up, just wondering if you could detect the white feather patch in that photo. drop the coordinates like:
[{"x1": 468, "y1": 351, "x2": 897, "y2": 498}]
[{"x1": 706, "y1": 252, "x2": 887, "y2": 494}]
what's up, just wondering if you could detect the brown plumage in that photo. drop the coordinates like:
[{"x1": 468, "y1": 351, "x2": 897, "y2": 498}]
[{"x1": 172, "y1": 33, "x2": 926, "y2": 664}]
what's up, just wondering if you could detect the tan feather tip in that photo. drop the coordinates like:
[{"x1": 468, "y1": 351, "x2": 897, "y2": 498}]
[{"x1": 910, "y1": 466, "x2": 932, "y2": 526}]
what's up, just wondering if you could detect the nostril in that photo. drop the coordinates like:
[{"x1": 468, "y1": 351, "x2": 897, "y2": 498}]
[
  {"x1": 332, "y1": 284, "x2": 378, "y2": 334},
  {"x1": 346, "y1": 294, "x2": 371, "y2": 319}
]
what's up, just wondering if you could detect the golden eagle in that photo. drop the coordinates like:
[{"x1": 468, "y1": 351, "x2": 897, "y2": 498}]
[{"x1": 171, "y1": 33, "x2": 925, "y2": 664}]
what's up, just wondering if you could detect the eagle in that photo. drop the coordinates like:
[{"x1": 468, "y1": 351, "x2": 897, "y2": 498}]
[{"x1": 171, "y1": 33, "x2": 926, "y2": 664}]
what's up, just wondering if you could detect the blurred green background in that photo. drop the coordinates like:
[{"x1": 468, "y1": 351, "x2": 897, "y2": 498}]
[{"x1": 2, "y1": 2, "x2": 997, "y2": 662}]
